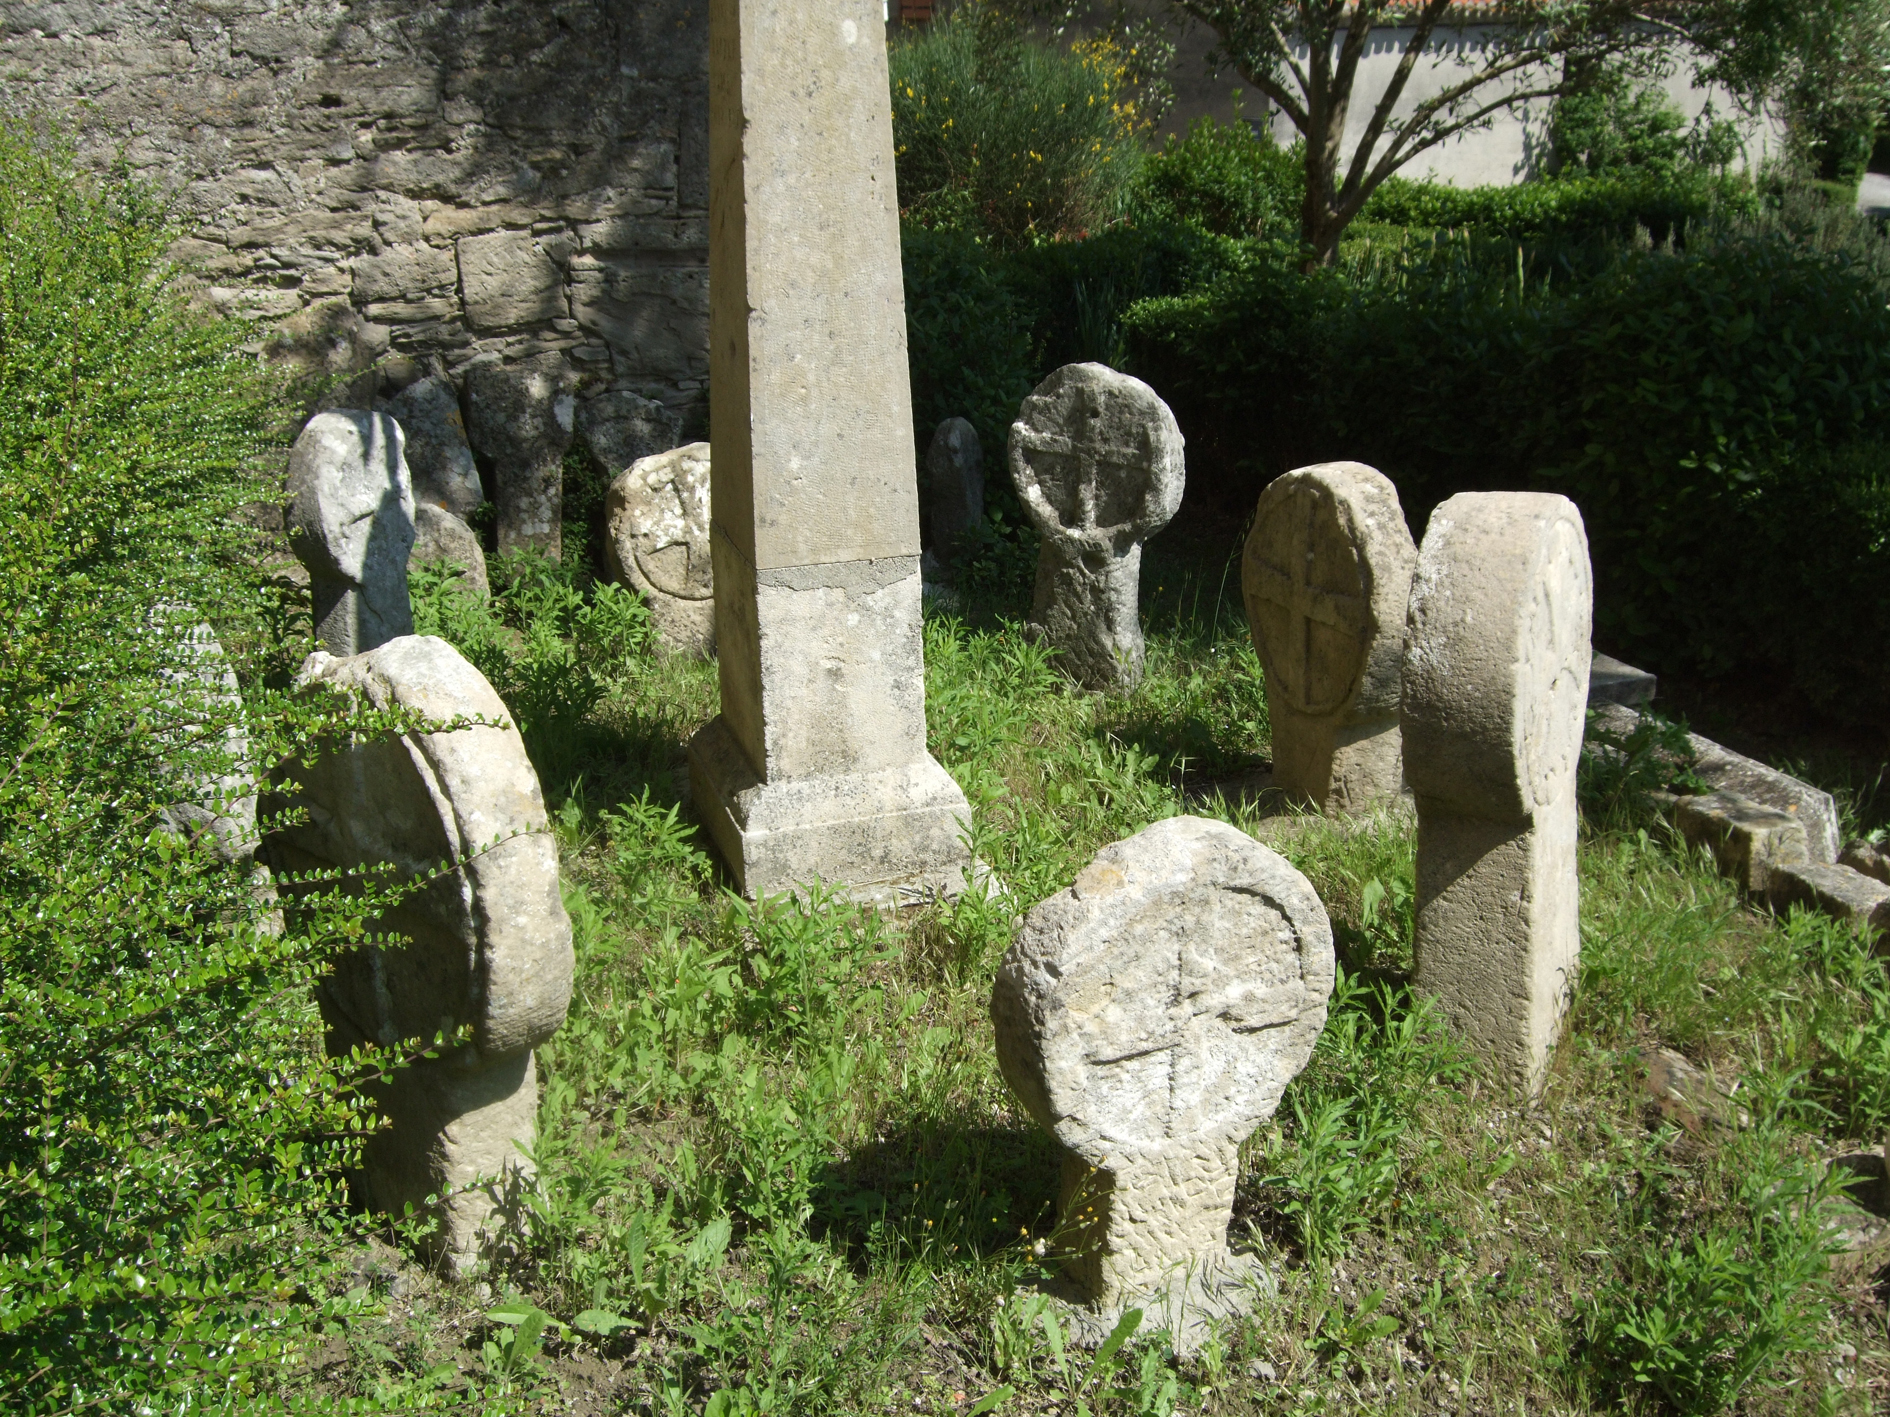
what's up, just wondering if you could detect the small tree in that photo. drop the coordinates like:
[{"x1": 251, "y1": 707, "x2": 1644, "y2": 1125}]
[{"x1": 1172, "y1": 1, "x2": 1757, "y2": 264}]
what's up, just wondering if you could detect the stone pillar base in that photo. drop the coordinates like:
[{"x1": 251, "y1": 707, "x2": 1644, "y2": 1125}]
[{"x1": 688, "y1": 716, "x2": 972, "y2": 906}]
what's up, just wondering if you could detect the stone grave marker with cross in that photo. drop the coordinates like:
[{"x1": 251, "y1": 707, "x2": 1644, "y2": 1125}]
[
  {"x1": 1242, "y1": 462, "x2": 1417, "y2": 813},
  {"x1": 1008, "y1": 363, "x2": 1185, "y2": 693},
  {"x1": 606, "y1": 442, "x2": 714, "y2": 657},
  {"x1": 992, "y1": 815, "x2": 1334, "y2": 1348}
]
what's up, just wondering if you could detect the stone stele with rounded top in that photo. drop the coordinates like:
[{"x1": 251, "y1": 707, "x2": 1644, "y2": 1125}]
[
  {"x1": 1401, "y1": 491, "x2": 1592, "y2": 1097},
  {"x1": 286, "y1": 410, "x2": 416, "y2": 657},
  {"x1": 272, "y1": 634, "x2": 574, "y2": 1268},
  {"x1": 991, "y1": 815, "x2": 1333, "y2": 1348},
  {"x1": 606, "y1": 442, "x2": 714, "y2": 657},
  {"x1": 1009, "y1": 363, "x2": 1184, "y2": 694},
  {"x1": 1242, "y1": 461, "x2": 1416, "y2": 814}
]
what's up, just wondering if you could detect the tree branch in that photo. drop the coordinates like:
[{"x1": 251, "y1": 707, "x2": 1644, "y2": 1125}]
[{"x1": 1340, "y1": 0, "x2": 1455, "y2": 203}]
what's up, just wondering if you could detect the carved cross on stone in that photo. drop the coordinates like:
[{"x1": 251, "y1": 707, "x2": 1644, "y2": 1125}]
[
  {"x1": 1242, "y1": 463, "x2": 1416, "y2": 814},
  {"x1": 992, "y1": 816, "x2": 1333, "y2": 1350},
  {"x1": 1009, "y1": 364, "x2": 1184, "y2": 694}
]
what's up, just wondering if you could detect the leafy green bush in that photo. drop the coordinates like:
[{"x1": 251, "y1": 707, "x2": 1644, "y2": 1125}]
[
  {"x1": 1125, "y1": 117, "x2": 1295, "y2": 240},
  {"x1": 1127, "y1": 226, "x2": 1890, "y2": 719},
  {"x1": 890, "y1": 17, "x2": 1145, "y2": 246},
  {"x1": 1547, "y1": 66, "x2": 1744, "y2": 179},
  {"x1": 0, "y1": 122, "x2": 410, "y2": 1411},
  {"x1": 1359, "y1": 167, "x2": 1755, "y2": 245}
]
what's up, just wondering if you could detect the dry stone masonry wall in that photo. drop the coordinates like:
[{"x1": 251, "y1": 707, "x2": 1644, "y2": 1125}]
[{"x1": 1, "y1": 0, "x2": 711, "y2": 416}]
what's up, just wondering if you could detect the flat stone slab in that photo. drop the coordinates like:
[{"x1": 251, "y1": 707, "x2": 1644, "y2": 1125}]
[
  {"x1": 1687, "y1": 734, "x2": 1839, "y2": 864},
  {"x1": 1769, "y1": 860, "x2": 1890, "y2": 935},
  {"x1": 1674, "y1": 789, "x2": 1810, "y2": 895},
  {"x1": 1589, "y1": 651, "x2": 1656, "y2": 708}
]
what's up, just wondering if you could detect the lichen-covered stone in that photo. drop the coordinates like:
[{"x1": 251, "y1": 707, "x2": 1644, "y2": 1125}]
[
  {"x1": 605, "y1": 443, "x2": 713, "y2": 656},
  {"x1": 464, "y1": 355, "x2": 575, "y2": 558},
  {"x1": 993, "y1": 816, "x2": 1332, "y2": 1344},
  {"x1": 272, "y1": 635, "x2": 573, "y2": 1268},
  {"x1": 925, "y1": 417, "x2": 985, "y2": 564},
  {"x1": 1242, "y1": 462, "x2": 1415, "y2": 814},
  {"x1": 1009, "y1": 363, "x2": 1185, "y2": 694},
  {"x1": 286, "y1": 410, "x2": 416, "y2": 655},
  {"x1": 1403, "y1": 492, "x2": 1592, "y2": 1098},
  {"x1": 411, "y1": 503, "x2": 490, "y2": 601},
  {"x1": 383, "y1": 375, "x2": 484, "y2": 520}
]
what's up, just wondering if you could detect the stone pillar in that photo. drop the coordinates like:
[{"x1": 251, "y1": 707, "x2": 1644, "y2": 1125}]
[
  {"x1": 272, "y1": 636, "x2": 574, "y2": 1270},
  {"x1": 287, "y1": 411, "x2": 416, "y2": 656},
  {"x1": 1402, "y1": 493, "x2": 1592, "y2": 1098},
  {"x1": 1008, "y1": 364, "x2": 1185, "y2": 694},
  {"x1": 992, "y1": 816, "x2": 1333, "y2": 1350},
  {"x1": 686, "y1": 0, "x2": 971, "y2": 905},
  {"x1": 1242, "y1": 462, "x2": 1416, "y2": 814}
]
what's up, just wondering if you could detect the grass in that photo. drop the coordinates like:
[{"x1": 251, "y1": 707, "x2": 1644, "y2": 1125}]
[{"x1": 302, "y1": 532, "x2": 1888, "y2": 1416}]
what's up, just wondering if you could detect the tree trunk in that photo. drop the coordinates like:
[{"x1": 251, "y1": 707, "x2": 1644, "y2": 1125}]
[{"x1": 1299, "y1": 136, "x2": 1345, "y2": 270}]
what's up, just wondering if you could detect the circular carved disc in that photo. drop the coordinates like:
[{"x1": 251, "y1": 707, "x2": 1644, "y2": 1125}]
[
  {"x1": 607, "y1": 443, "x2": 713, "y2": 602},
  {"x1": 992, "y1": 817, "x2": 1334, "y2": 1166},
  {"x1": 1243, "y1": 477, "x2": 1371, "y2": 716}
]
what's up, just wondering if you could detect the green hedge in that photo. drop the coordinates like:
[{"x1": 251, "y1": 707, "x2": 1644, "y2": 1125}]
[
  {"x1": 1359, "y1": 168, "x2": 1758, "y2": 245},
  {"x1": 0, "y1": 125, "x2": 412, "y2": 1410},
  {"x1": 1125, "y1": 230, "x2": 1890, "y2": 720}
]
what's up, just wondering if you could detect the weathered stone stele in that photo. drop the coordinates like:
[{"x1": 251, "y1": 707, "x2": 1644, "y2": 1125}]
[
  {"x1": 382, "y1": 375, "x2": 484, "y2": 520},
  {"x1": 464, "y1": 354, "x2": 576, "y2": 558},
  {"x1": 685, "y1": 0, "x2": 971, "y2": 904},
  {"x1": 606, "y1": 442, "x2": 714, "y2": 656},
  {"x1": 153, "y1": 607, "x2": 257, "y2": 867},
  {"x1": 411, "y1": 503, "x2": 491, "y2": 602},
  {"x1": 992, "y1": 816, "x2": 1334, "y2": 1348},
  {"x1": 926, "y1": 416, "x2": 985, "y2": 565},
  {"x1": 1242, "y1": 463, "x2": 1416, "y2": 814},
  {"x1": 1402, "y1": 492, "x2": 1593, "y2": 1097},
  {"x1": 272, "y1": 636, "x2": 574, "y2": 1269},
  {"x1": 1009, "y1": 363, "x2": 1185, "y2": 694},
  {"x1": 287, "y1": 410, "x2": 416, "y2": 656},
  {"x1": 577, "y1": 389, "x2": 684, "y2": 484}
]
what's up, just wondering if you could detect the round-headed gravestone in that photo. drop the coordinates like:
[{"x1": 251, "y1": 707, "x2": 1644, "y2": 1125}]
[
  {"x1": 1242, "y1": 462, "x2": 1415, "y2": 814},
  {"x1": 606, "y1": 442, "x2": 714, "y2": 657},
  {"x1": 992, "y1": 816, "x2": 1333, "y2": 1347},
  {"x1": 1402, "y1": 492, "x2": 1592, "y2": 1097},
  {"x1": 1008, "y1": 364, "x2": 1184, "y2": 694},
  {"x1": 272, "y1": 634, "x2": 574, "y2": 1267}
]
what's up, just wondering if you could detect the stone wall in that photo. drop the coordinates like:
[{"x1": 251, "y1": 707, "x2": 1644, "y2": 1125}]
[{"x1": 0, "y1": 0, "x2": 711, "y2": 434}]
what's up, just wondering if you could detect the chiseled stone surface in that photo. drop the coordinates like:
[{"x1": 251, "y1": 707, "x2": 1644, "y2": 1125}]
[
  {"x1": 410, "y1": 503, "x2": 490, "y2": 601},
  {"x1": 287, "y1": 410, "x2": 416, "y2": 655},
  {"x1": 0, "y1": 2, "x2": 711, "y2": 416},
  {"x1": 605, "y1": 443, "x2": 713, "y2": 656},
  {"x1": 1687, "y1": 734, "x2": 1840, "y2": 865},
  {"x1": 465, "y1": 355, "x2": 575, "y2": 558},
  {"x1": 1768, "y1": 860, "x2": 1890, "y2": 933},
  {"x1": 1242, "y1": 462, "x2": 1415, "y2": 814},
  {"x1": 925, "y1": 417, "x2": 985, "y2": 564},
  {"x1": 1009, "y1": 363, "x2": 1185, "y2": 694},
  {"x1": 1674, "y1": 790, "x2": 1810, "y2": 895},
  {"x1": 1402, "y1": 492, "x2": 1592, "y2": 1098},
  {"x1": 993, "y1": 816, "x2": 1332, "y2": 1348},
  {"x1": 578, "y1": 389, "x2": 684, "y2": 485},
  {"x1": 685, "y1": 0, "x2": 969, "y2": 905},
  {"x1": 382, "y1": 375, "x2": 483, "y2": 519},
  {"x1": 272, "y1": 635, "x2": 574, "y2": 1268}
]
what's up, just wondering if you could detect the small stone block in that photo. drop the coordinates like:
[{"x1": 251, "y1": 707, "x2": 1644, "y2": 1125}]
[
  {"x1": 1840, "y1": 840, "x2": 1890, "y2": 887},
  {"x1": 1588, "y1": 651, "x2": 1656, "y2": 708},
  {"x1": 1768, "y1": 860, "x2": 1890, "y2": 934},
  {"x1": 1673, "y1": 790, "x2": 1810, "y2": 895},
  {"x1": 1687, "y1": 734, "x2": 1839, "y2": 864}
]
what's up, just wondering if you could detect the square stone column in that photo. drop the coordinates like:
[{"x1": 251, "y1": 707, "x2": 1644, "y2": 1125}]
[{"x1": 687, "y1": 0, "x2": 970, "y2": 905}]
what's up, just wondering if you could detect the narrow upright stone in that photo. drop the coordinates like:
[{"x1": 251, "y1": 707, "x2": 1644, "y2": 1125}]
[
  {"x1": 1009, "y1": 363, "x2": 1185, "y2": 693},
  {"x1": 382, "y1": 374, "x2": 484, "y2": 519},
  {"x1": 686, "y1": 0, "x2": 971, "y2": 904},
  {"x1": 1242, "y1": 462, "x2": 1416, "y2": 814},
  {"x1": 1402, "y1": 493, "x2": 1592, "y2": 1097},
  {"x1": 287, "y1": 410, "x2": 416, "y2": 655},
  {"x1": 992, "y1": 816, "x2": 1333, "y2": 1348},
  {"x1": 926, "y1": 416, "x2": 985, "y2": 565}
]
